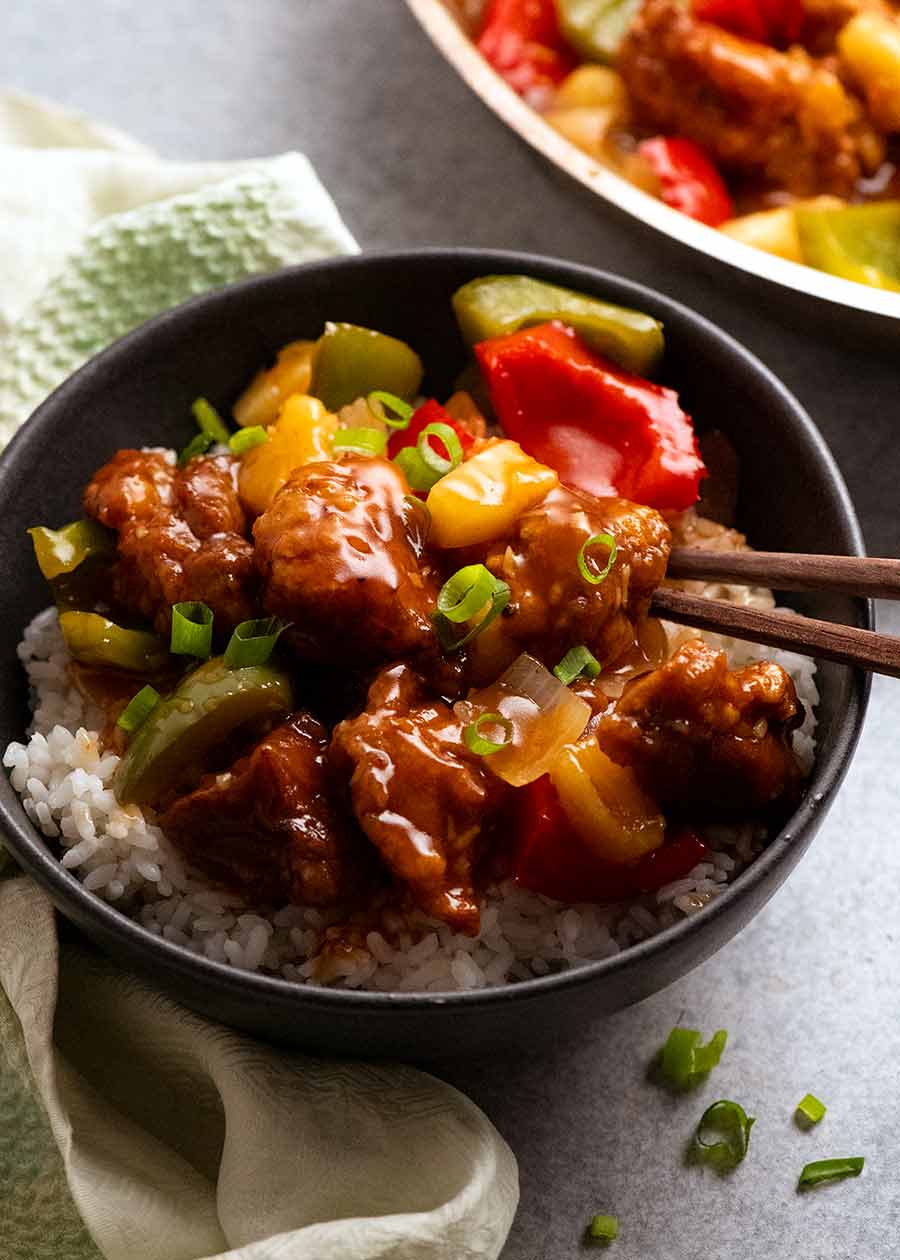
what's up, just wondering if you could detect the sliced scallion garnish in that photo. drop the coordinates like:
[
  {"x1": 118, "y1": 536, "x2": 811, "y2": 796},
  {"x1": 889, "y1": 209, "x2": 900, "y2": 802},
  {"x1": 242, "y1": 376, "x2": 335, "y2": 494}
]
[
  {"x1": 553, "y1": 645, "x2": 601, "y2": 686},
  {"x1": 229, "y1": 425, "x2": 268, "y2": 456},
  {"x1": 367, "y1": 390, "x2": 414, "y2": 430},
  {"x1": 333, "y1": 427, "x2": 388, "y2": 457},
  {"x1": 417, "y1": 422, "x2": 463, "y2": 480},
  {"x1": 463, "y1": 712, "x2": 513, "y2": 756},
  {"x1": 177, "y1": 431, "x2": 214, "y2": 467},
  {"x1": 170, "y1": 601, "x2": 214, "y2": 658},
  {"x1": 577, "y1": 532, "x2": 617, "y2": 586},
  {"x1": 588, "y1": 1214, "x2": 619, "y2": 1243},
  {"x1": 116, "y1": 685, "x2": 161, "y2": 734},
  {"x1": 191, "y1": 396, "x2": 231, "y2": 444},
  {"x1": 660, "y1": 1026, "x2": 727, "y2": 1090},
  {"x1": 224, "y1": 616, "x2": 290, "y2": 668},
  {"x1": 693, "y1": 1100, "x2": 755, "y2": 1171},
  {"x1": 798, "y1": 1157, "x2": 864, "y2": 1189},
  {"x1": 434, "y1": 567, "x2": 510, "y2": 651},
  {"x1": 394, "y1": 446, "x2": 436, "y2": 493},
  {"x1": 796, "y1": 1094, "x2": 827, "y2": 1127}
]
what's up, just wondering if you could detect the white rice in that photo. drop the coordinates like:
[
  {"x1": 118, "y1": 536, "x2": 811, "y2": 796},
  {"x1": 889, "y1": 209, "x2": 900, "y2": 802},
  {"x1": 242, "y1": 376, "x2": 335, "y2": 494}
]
[{"x1": 3, "y1": 604, "x2": 818, "y2": 993}]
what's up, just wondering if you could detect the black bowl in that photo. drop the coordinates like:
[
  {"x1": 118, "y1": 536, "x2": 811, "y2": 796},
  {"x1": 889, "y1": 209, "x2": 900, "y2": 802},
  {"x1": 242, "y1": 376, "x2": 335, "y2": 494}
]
[{"x1": 0, "y1": 249, "x2": 870, "y2": 1059}]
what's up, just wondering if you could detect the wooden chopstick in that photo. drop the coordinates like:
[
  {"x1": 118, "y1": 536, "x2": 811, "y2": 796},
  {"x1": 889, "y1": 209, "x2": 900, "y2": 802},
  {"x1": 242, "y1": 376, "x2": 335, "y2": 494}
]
[
  {"x1": 651, "y1": 589, "x2": 900, "y2": 679},
  {"x1": 667, "y1": 548, "x2": 900, "y2": 600}
]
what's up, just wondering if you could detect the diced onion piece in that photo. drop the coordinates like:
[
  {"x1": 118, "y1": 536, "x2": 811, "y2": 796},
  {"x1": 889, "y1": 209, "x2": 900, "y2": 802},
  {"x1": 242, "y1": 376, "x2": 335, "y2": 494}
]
[
  {"x1": 237, "y1": 393, "x2": 338, "y2": 516},
  {"x1": 549, "y1": 736, "x2": 664, "y2": 862},
  {"x1": 233, "y1": 340, "x2": 315, "y2": 428},
  {"x1": 588, "y1": 1215, "x2": 619, "y2": 1243},
  {"x1": 170, "y1": 601, "x2": 214, "y2": 658},
  {"x1": 426, "y1": 439, "x2": 558, "y2": 548},
  {"x1": 795, "y1": 1094, "x2": 827, "y2": 1126},
  {"x1": 117, "y1": 685, "x2": 161, "y2": 734},
  {"x1": 463, "y1": 652, "x2": 591, "y2": 787}
]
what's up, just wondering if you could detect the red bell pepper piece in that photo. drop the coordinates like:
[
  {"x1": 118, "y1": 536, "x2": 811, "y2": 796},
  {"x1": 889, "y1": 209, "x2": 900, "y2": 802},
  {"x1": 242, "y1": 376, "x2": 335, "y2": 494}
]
[
  {"x1": 638, "y1": 137, "x2": 734, "y2": 228},
  {"x1": 475, "y1": 321, "x2": 706, "y2": 510},
  {"x1": 387, "y1": 398, "x2": 475, "y2": 461},
  {"x1": 514, "y1": 775, "x2": 708, "y2": 903},
  {"x1": 514, "y1": 776, "x2": 708, "y2": 901},
  {"x1": 694, "y1": 0, "x2": 805, "y2": 47},
  {"x1": 477, "y1": 0, "x2": 576, "y2": 99}
]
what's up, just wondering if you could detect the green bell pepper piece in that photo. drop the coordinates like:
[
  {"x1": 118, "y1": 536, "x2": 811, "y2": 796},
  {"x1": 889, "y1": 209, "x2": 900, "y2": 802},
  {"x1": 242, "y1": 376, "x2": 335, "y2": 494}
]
[
  {"x1": 310, "y1": 322, "x2": 424, "y2": 411},
  {"x1": 555, "y1": 0, "x2": 645, "y2": 64},
  {"x1": 114, "y1": 655, "x2": 293, "y2": 806},
  {"x1": 795, "y1": 202, "x2": 900, "y2": 292},
  {"x1": 59, "y1": 611, "x2": 170, "y2": 674},
  {"x1": 29, "y1": 520, "x2": 117, "y2": 611},
  {"x1": 452, "y1": 274, "x2": 664, "y2": 376}
]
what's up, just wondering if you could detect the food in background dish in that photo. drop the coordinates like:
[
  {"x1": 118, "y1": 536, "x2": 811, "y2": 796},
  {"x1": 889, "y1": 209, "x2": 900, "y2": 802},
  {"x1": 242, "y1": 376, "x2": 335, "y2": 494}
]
[
  {"x1": 4, "y1": 275, "x2": 818, "y2": 993},
  {"x1": 471, "y1": 0, "x2": 900, "y2": 290}
]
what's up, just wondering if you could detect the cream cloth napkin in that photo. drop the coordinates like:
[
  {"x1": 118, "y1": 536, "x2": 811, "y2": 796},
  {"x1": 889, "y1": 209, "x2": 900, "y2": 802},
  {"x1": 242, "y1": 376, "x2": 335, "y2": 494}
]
[{"x1": 0, "y1": 91, "x2": 518, "y2": 1260}]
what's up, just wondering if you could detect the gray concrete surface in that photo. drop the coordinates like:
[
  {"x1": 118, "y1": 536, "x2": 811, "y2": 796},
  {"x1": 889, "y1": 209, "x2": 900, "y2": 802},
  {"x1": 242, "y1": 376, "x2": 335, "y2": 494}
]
[{"x1": 2, "y1": 2, "x2": 898, "y2": 1256}]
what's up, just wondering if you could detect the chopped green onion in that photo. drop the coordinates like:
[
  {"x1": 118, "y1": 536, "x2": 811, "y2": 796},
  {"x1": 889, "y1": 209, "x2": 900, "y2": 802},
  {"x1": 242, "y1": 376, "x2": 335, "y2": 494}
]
[
  {"x1": 694, "y1": 1100, "x2": 755, "y2": 1171},
  {"x1": 463, "y1": 712, "x2": 513, "y2": 756},
  {"x1": 368, "y1": 390, "x2": 414, "y2": 430},
  {"x1": 796, "y1": 1094, "x2": 827, "y2": 1127},
  {"x1": 554, "y1": 645, "x2": 602, "y2": 685},
  {"x1": 577, "y1": 532, "x2": 617, "y2": 585},
  {"x1": 170, "y1": 601, "x2": 214, "y2": 658},
  {"x1": 588, "y1": 1215, "x2": 619, "y2": 1244},
  {"x1": 177, "y1": 431, "x2": 214, "y2": 467},
  {"x1": 798, "y1": 1158, "x2": 864, "y2": 1189},
  {"x1": 436, "y1": 564, "x2": 496, "y2": 623},
  {"x1": 224, "y1": 617, "x2": 290, "y2": 668},
  {"x1": 228, "y1": 426, "x2": 268, "y2": 456},
  {"x1": 191, "y1": 396, "x2": 231, "y2": 444},
  {"x1": 116, "y1": 685, "x2": 161, "y2": 734},
  {"x1": 417, "y1": 422, "x2": 463, "y2": 479},
  {"x1": 660, "y1": 1027, "x2": 727, "y2": 1089},
  {"x1": 433, "y1": 568, "x2": 510, "y2": 651},
  {"x1": 333, "y1": 427, "x2": 388, "y2": 457},
  {"x1": 394, "y1": 446, "x2": 436, "y2": 493}
]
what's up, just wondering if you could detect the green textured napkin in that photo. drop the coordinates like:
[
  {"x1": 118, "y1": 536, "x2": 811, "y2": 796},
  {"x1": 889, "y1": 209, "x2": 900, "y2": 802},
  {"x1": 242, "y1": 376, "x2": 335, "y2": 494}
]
[{"x1": 0, "y1": 92, "x2": 518, "y2": 1260}]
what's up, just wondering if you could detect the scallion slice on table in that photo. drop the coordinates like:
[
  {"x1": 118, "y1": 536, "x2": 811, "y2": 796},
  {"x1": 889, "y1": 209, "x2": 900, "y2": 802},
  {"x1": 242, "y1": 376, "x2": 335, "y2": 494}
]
[
  {"x1": 588, "y1": 1214, "x2": 619, "y2": 1244},
  {"x1": 116, "y1": 685, "x2": 161, "y2": 734},
  {"x1": 224, "y1": 617, "x2": 290, "y2": 669},
  {"x1": 693, "y1": 1099, "x2": 755, "y2": 1170},
  {"x1": 433, "y1": 565, "x2": 510, "y2": 651},
  {"x1": 795, "y1": 1093, "x2": 827, "y2": 1126},
  {"x1": 577, "y1": 532, "x2": 617, "y2": 585},
  {"x1": 367, "y1": 389, "x2": 414, "y2": 430},
  {"x1": 798, "y1": 1157, "x2": 864, "y2": 1189},
  {"x1": 332, "y1": 427, "x2": 388, "y2": 457},
  {"x1": 463, "y1": 712, "x2": 514, "y2": 756},
  {"x1": 660, "y1": 1026, "x2": 727, "y2": 1089},
  {"x1": 170, "y1": 601, "x2": 214, "y2": 658},
  {"x1": 228, "y1": 425, "x2": 268, "y2": 455},
  {"x1": 191, "y1": 396, "x2": 231, "y2": 443},
  {"x1": 554, "y1": 645, "x2": 602, "y2": 685}
]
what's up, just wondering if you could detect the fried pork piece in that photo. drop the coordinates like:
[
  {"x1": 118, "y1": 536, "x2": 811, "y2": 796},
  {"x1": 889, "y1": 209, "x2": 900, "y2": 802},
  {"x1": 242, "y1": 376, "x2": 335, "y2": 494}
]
[
  {"x1": 161, "y1": 712, "x2": 370, "y2": 907},
  {"x1": 85, "y1": 450, "x2": 257, "y2": 635},
  {"x1": 618, "y1": 0, "x2": 884, "y2": 195},
  {"x1": 330, "y1": 663, "x2": 508, "y2": 933},
  {"x1": 83, "y1": 449, "x2": 176, "y2": 528},
  {"x1": 253, "y1": 457, "x2": 440, "y2": 666},
  {"x1": 596, "y1": 638, "x2": 804, "y2": 811},
  {"x1": 477, "y1": 485, "x2": 671, "y2": 673}
]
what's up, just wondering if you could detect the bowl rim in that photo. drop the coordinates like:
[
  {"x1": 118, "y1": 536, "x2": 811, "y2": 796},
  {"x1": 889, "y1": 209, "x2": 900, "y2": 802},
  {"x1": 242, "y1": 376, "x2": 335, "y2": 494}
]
[
  {"x1": 0, "y1": 246, "x2": 872, "y2": 1013},
  {"x1": 404, "y1": 0, "x2": 900, "y2": 326}
]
